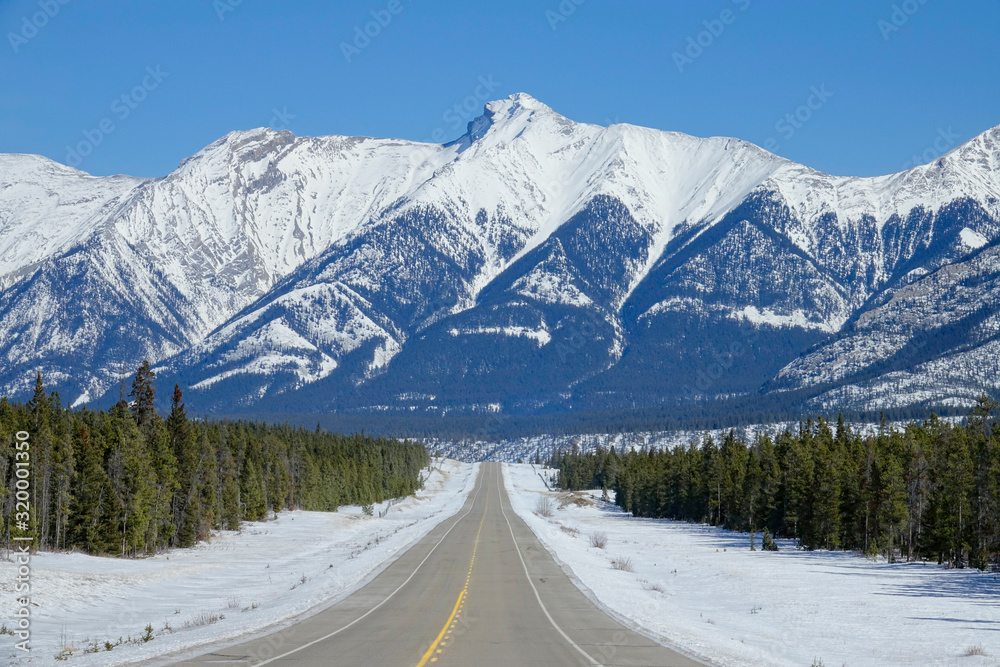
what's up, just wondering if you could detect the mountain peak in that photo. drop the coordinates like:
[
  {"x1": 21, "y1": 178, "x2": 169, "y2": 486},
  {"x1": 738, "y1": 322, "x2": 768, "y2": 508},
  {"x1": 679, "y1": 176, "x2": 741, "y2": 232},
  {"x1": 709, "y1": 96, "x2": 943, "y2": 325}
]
[
  {"x1": 452, "y1": 93, "x2": 564, "y2": 152},
  {"x1": 485, "y1": 92, "x2": 554, "y2": 116},
  {"x1": 176, "y1": 127, "x2": 298, "y2": 173}
]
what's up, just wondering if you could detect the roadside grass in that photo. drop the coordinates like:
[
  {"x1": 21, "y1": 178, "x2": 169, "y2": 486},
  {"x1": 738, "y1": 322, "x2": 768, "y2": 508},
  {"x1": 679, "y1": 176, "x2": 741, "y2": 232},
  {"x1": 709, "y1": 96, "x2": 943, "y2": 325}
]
[{"x1": 610, "y1": 555, "x2": 634, "y2": 572}]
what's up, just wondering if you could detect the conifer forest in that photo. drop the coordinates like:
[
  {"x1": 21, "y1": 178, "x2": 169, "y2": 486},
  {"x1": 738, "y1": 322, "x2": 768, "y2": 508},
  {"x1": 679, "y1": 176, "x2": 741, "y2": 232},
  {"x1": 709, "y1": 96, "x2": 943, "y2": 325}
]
[
  {"x1": 0, "y1": 364, "x2": 429, "y2": 557},
  {"x1": 550, "y1": 399, "x2": 1000, "y2": 569}
]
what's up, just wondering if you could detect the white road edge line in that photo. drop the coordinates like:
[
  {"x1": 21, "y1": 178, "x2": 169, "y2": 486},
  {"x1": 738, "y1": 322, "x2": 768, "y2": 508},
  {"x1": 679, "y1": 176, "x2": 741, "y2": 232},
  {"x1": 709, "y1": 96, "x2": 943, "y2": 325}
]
[
  {"x1": 254, "y1": 464, "x2": 487, "y2": 666},
  {"x1": 495, "y1": 464, "x2": 602, "y2": 667}
]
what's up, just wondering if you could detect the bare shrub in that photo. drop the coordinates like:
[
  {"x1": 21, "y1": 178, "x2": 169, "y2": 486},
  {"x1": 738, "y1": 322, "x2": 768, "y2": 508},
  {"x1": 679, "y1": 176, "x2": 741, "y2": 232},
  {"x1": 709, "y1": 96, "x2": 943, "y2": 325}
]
[
  {"x1": 963, "y1": 645, "x2": 989, "y2": 657},
  {"x1": 640, "y1": 579, "x2": 665, "y2": 593},
  {"x1": 535, "y1": 497, "x2": 555, "y2": 517},
  {"x1": 182, "y1": 612, "x2": 223, "y2": 629},
  {"x1": 589, "y1": 532, "x2": 608, "y2": 549},
  {"x1": 226, "y1": 596, "x2": 241, "y2": 609},
  {"x1": 610, "y1": 556, "x2": 634, "y2": 572}
]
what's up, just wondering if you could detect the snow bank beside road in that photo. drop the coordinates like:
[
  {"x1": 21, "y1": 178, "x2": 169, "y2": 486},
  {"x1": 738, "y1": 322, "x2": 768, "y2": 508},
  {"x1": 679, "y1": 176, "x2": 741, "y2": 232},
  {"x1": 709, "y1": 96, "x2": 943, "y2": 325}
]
[
  {"x1": 504, "y1": 463, "x2": 999, "y2": 667},
  {"x1": 1, "y1": 460, "x2": 478, "y2": 665}
]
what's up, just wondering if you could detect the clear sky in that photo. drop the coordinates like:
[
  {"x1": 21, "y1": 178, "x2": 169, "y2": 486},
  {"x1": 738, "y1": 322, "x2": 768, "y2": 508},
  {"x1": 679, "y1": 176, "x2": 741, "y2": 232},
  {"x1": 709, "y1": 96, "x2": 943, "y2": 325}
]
[{"x1": 2, "y1": 0, "x2": 997, "y2": 178}]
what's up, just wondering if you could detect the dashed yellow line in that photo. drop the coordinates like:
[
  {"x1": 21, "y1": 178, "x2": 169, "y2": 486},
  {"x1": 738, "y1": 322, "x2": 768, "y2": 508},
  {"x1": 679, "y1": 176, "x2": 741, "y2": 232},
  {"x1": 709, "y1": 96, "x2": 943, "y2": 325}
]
[{"x1": 416, "y1": 489, "x2": 490, "y2": 666}]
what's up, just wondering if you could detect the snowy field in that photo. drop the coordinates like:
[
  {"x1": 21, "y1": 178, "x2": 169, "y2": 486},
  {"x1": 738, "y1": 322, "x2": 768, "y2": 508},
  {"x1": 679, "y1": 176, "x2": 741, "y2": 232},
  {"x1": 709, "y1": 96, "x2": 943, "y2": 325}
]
[
  {"x1": 0, "y1": 460, "x2": 478, "y2": 665},
  {"x1": 504, "y1": 463, "x2": 1000, "y2": 667}
]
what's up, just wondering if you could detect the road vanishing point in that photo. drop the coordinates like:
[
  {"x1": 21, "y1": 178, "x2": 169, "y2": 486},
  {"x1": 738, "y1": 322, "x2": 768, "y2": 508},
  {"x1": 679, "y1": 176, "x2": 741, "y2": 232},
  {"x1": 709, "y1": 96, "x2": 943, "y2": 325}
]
[{"x1": 174, "y1": 463, "x2": 705, "y2": 666}]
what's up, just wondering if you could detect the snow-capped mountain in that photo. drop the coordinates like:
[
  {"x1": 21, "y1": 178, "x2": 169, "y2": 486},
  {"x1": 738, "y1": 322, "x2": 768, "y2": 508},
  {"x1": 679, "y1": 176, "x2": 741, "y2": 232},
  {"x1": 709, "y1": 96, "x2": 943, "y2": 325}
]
[{"x1": 1, "y1": 93, "x2": 998, "y2": 416}]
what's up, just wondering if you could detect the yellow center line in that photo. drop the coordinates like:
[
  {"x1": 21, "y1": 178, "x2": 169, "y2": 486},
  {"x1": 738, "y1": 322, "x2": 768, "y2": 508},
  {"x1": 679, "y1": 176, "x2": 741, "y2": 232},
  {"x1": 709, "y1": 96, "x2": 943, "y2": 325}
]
[{"x1": 415, "y1": 485, "x2": 490, "y2": 667}]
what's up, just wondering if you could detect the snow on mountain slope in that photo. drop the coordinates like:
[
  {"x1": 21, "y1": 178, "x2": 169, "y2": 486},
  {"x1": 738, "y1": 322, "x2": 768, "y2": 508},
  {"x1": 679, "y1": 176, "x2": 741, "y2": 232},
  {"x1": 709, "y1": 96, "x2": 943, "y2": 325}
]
[
  {"x1": 110, "y1": 127, "x2": 457, "y2": 332},
  {"x1": 772, "y1": 240, "x2": 1000, "y2": 410},
  {"x1": 421, "y1": 94, "x2": 789, "y2": 305},
  {"x1": 0, "y1": 129, "x2": 458, "y2": 403},
  {"x1": 157, "y1": 96, "x2": 802, "y2": 408},
  {"x1": 2, "y1": 94, "x2": 999, "y2": 416},
  {"x1": 636, "y1": 138, "x2": 1000, "y2": 335},
  {"x1": 0, "y1": 154, "x2": 143, "y2": 290}
]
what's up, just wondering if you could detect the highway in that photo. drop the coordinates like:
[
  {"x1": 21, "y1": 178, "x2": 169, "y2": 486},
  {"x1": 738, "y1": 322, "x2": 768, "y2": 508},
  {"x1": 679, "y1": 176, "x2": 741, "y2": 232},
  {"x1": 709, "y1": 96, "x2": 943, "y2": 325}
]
[{"x1": 175, "y1": 463, "x2": 705, "y2": 666}]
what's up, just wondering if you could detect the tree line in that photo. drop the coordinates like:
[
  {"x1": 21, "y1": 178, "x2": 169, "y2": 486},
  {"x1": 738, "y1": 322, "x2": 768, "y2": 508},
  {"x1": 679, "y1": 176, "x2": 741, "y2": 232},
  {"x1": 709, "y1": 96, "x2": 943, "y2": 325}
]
[
  {"x1": 549, "y1": 399, "x2": 1000, "y2": 568},
  {"x1": 1, "y1": 364, "x2": 429, "y2": 556}
]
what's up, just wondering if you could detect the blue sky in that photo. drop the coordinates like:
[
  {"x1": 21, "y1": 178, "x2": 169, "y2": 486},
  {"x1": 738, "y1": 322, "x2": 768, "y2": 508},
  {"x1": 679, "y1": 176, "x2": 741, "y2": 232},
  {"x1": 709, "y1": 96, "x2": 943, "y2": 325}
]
[{"x1": 2, "y1": 0, "x2": 997, "y2": 178}]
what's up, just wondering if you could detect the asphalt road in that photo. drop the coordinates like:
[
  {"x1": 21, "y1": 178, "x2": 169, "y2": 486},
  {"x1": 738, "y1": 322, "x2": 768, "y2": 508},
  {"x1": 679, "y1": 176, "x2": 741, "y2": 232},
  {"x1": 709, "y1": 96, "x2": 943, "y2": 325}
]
[{"x1": 174, "y1": 463, "x2": 705, "y2": 666}]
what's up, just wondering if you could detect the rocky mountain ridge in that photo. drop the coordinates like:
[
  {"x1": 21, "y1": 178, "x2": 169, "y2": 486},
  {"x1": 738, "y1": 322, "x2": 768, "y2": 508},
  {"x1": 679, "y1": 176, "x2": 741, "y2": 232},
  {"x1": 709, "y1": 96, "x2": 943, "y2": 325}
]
[{"x1": 1, "y1": 93, "x2": 998, "y2": 418}]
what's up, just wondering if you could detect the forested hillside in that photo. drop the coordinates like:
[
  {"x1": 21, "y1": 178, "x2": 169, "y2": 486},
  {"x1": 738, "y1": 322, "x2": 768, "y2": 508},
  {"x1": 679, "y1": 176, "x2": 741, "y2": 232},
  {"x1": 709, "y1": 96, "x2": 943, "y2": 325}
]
[
  {"x1": 0, "y1": 365, "x2": 429, "y2": 557},
  {"x1": 550, "y1": 400, "x2": 1000, "y2": 569}
]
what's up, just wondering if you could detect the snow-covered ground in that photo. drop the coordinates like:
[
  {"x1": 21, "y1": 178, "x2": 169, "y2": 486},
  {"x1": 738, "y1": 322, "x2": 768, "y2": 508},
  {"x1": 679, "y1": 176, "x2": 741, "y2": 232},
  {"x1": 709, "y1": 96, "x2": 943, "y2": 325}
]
[
  {"x1": 0, "y1": 459, "x2": 478, "y2": 665},
  {"x1": 504, "y1": 463, "x2": 1000, "y2": 667}
]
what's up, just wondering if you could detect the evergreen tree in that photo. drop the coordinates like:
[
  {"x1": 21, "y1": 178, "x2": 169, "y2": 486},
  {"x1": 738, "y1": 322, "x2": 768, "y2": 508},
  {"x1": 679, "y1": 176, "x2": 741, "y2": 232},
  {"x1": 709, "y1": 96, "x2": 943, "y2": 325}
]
[
  {"x1": 68, "y1": 423, "x2": 115, "y2": 553},
  {"x1": 168, "y1": 385, "x2": 199, "y2": 547},
  {"x1": 762, "y1": 527, "x2": 778, "y2": 551},
  {"x1": 545, "y1": 401, "x2": 1000, "y2": 567},
  {"x1": 1, "y1": 362, "x2": 429, "y2": 557},
  {"x1": 811, "y1": 419, "x2": 842, "y2": 550},
  {"x1": 129, "y1": 361, "x2": 157, "y2": 435},
  {"x1": 49, "y1": 403, "x2": 74, "y2": 551},
  {"x1": 28, "y1": 372, "x2": 53, "y2": 549},
  {"x1": 240, "y1": 441, "x2": 267, "y2": 521}
]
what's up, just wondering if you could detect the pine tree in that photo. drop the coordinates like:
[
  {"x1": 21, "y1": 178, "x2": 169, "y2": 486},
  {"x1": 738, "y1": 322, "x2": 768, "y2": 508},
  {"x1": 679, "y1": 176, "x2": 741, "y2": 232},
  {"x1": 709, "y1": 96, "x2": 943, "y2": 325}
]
[
  {"x1": 220, "y1": 446, "x2": 241, "y2": 530},
  {"x1": 782, "y1": 430, "x2": 814, "y2": 545},
  {"x1": 145, "y1": 416, "x2": 178, "y2": 551},
  {"x1": 48, "y1": 402, "x2": 74, "y2": 551},
  {"x1": 877, "y1": 444, "x2": 909, "y2": 563},
  {"x1": 719, "y1": 430, "x2": 749, "y2": 530},
  {"x1": 68, "y1": 423, "x2": 115, "y2": 552},
  {"x1": 104, "y1": 404, "x2": 156, "y2": 556},
  {"x1": 540, "y1": 405, "x2": 1000, "y2": 568},
  {"x1": 968, "y1": 395, "x2": 1000, "y2": 570},
  {"x1": 27, "y1": 372, "x2": 53, "y2": 549},
  {"x1": 198, "y1": 430, "x2": 220, "y2": 536},
  {"x1": 265, "y1": 444, "x2": 290, "y2": 515},
  {"x1": 167, "y1": 385, "x2": 200, "y2": 547},
  {"x1": 129, "y1": 361, "x2": 157, "y2": 435},
  {"x1": 1, "y1": 366, "x2": 428, "y2": 557},
  {"x1": 762, "y1": 527, "x2": 779, "y2": 551},
  {"x1": 240, "y1": 441, "x2": 267, "y2": 521},
  {"x1": 811, "y1": 419, "x2": 842, "y2": 550},
  {"x1": 754, "y1": 434, "x2": 782, "y2": 536}
]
